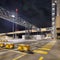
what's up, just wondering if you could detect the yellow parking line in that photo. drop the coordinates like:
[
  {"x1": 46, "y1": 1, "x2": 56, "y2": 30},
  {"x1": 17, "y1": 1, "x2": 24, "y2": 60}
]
[
  {"x1": 13, "y1": 53, "x2": 26, "y2": 60},
  {"x1": 39, "y1": 56, "x2": 44, "y2": 60},
  {"x1": 38, "y1": 48, "x2": 50, "y2": 51},
  {"x1": 33, "y1": 40, "x2": 56, "y2": 54},
  {"x1": 42, "y1": 40, "x2": 56, "y2": 49},
  {"x1": 33, "y1": 50, "x2": 48, "y2": 54}
]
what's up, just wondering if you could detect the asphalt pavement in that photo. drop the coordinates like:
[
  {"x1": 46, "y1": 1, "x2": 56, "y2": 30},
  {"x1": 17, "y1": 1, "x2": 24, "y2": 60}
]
[{"x1": 0, "y1": 39, "x2": 60, "y2": 60}]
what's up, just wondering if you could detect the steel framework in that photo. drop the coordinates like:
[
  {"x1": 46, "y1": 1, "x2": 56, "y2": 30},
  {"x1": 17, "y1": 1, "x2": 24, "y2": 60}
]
[{"x1": 0, "y1": 7, "x2": 36, "y2": 29}]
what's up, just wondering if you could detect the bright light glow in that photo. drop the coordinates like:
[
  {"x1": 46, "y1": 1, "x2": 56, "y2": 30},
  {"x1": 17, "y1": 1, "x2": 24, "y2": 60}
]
[
  {"x1": 52, "y1": 13, "x2": 55, "y2": 16},
  {"x1": 55, "y1": 1, "x2": 57, "y2": 3},
  {"x1": 52, "y1": 8, "x2": 55, "y2": 10},
  {"x1": 41, "y1": 28, "x2": 46, "y2": 32},
  {"x1": 11, "y1": 15, "x2": 15, "y2": 18},
  {"x1": 52, "y1": 3, "x2": 55, "y2": 6},
  {"x1": 52, "y1": 22, "x2": 55, "y2": 25},
  {"x1": 52, "y1": 17, "x2": 55, "y2": 20}
]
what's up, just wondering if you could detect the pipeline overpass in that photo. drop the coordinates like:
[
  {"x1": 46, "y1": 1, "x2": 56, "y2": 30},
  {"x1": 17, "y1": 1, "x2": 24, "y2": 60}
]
[{"x1": 0, "y1": 28, "x2": 52, "y2": 35}]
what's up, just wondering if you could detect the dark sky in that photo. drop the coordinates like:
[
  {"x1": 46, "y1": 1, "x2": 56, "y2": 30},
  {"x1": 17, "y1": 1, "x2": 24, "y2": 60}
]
[
  {"x1": 0, "y1": 0, "x2": 52, "y2": 33},
  {"x1": 0, "y1": 18, "x2": 25, "y2": 33}
]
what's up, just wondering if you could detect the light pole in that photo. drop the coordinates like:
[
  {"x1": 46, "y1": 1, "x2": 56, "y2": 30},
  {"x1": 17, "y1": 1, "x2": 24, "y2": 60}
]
[
  {"x1": 23, "y1": 21, "x2": 27, "y2": 39},
  {"x1": 11, "y1": 14, "x2": 15, "y2": 38}
]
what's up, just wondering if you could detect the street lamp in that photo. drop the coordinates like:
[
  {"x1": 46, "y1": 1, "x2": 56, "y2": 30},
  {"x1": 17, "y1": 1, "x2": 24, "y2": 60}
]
[
  {"x1": 11, "y1": 15, "x2": 15, "y2": 18},
  {"x1": 11, "y1": 14, "x2": 15, "y2": 38}
]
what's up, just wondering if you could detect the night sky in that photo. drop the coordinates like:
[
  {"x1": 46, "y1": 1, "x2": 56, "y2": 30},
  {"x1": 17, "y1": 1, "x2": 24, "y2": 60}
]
[{"x1": 0, "y1": 0, "x2": 52, "y2": 33}]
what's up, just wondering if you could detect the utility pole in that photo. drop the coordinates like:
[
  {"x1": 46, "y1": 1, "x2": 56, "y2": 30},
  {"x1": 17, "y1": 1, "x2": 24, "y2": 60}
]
[{"x1": 11, "y1": 14, "x2": 15, "y2": 38}]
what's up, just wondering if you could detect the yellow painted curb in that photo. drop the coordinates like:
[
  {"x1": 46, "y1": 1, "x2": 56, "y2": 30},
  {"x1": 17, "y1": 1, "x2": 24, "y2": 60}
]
[{"x1": 39, "y1": 56, "x2": 44, "y2": 60}]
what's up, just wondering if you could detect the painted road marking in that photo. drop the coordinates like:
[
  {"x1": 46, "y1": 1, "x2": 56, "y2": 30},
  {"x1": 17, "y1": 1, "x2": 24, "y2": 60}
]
[
  {"x1": 10, "y1": 49, "x2": 27, "y2": 60},
  {"x1": 0, "y1": 50, "x2": 26, "y2": 60},
  {"x1": 33, "y1": 40, "x2": 56, "y2": 54},
  {"x1": 13, "y1": 53, "x2": 26, "y2": 60},
  {"x1": 33, "y1": 50, "x2": 48, "y2": 54},
  {"x1": 38, "y1": 48, "x2": 50, "y2": 51},
  {"x1": 0, "y1": 48, "x2": 27, "y2": 60},
  {"x1": 0, "y1": 48, "x2": 11, "y2": 55},
  {"x1": 0, "y1": 50, "x2": 10, "y2": 55},
  {"x1": 10, "y1": 49, "x2": 29, "y2": 60},
  {"x1": 10, "y1": 50, "x2": 26, "y2": 54},
  {"x1": 0, "y1": 52, "x2": 15, "y2": 59},
  {"x1": 42, "y1": 40, "x2": 56, "y2": 49},
  {"x1": 0, "y1": 47, "x2": 26, "y2": 54},
  {"x1": 38, "y1": 40, "x2": 56, "y2": 60},
  {"x1": 39, "y1": 57, "x2": 44, "y2": 60}
]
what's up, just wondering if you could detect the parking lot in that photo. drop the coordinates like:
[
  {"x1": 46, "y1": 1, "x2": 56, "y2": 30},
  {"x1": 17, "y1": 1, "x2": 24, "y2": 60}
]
[{"x1": 0, "y1": 39, "x2": 60, "y2": 60}]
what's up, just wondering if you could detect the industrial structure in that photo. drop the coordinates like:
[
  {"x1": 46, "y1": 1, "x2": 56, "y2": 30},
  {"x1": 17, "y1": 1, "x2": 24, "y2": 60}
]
[
  {"x1": 0, "y1": 6, "x2": 52, "y2": 40},
  {"x1": 0, "y1": 0, "x2": 59, "y2": 43},
  {"x1": 56, "y1": 0, "x2": 60, "y2": 39},
  {"x1": 0, "y1": 0, "x2": 60, "y2": 60}
]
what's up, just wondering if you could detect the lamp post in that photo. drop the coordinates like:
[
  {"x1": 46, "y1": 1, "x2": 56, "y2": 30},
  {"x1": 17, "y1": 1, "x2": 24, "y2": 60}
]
[
  {"x1": 11, "y1": 14, "x2": 15, "y2": 38},
  {"x1": 23, "y1": 21, "x2": 27, "y2": 39}
]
